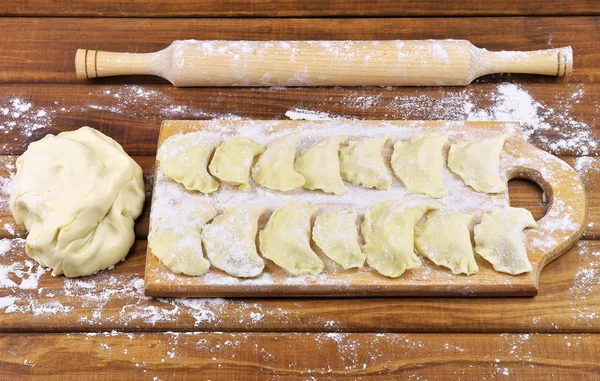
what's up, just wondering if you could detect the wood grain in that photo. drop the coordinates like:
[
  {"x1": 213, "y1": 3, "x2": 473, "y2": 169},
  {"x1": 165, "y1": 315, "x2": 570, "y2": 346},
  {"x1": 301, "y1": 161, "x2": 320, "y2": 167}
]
[
  {"x1": 2, "y1": 155, "x2": 598, "y2": 240},
  {"x1": 1, "y1": 332, "x2": 599, "y2": 380},
  {"x1": 1, "y1": 1, "x2": 598, "y2": 17},
  {"x1": 0, "y1": 83, "x2": 597, "y2": 156},
  {"x1": 0, "y1": 17, "x2": 598, "y2": 84},
  {"x1": 1, "y1": 239, "x2": 599, "y2": 333}
]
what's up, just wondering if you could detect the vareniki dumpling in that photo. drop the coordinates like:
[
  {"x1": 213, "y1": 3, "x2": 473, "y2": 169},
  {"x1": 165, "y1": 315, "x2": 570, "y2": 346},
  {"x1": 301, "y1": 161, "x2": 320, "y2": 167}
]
[
  {"x1": 201, "y1": 204, "x2": 266, "y2": 278},
  {"x1": 252, "y1": 132, "x2": 305, "y2": 191},
  {"x1": 313, "y1": 209, "x2": 365, "y2": 269},
  {"x1": 340, "y1": 136, "x2": 392, "y2": 190},
  {"x1": 209, "y1": 137, "x2": 265, "y2": 191},
  {"x1": 391, "y1": 133, "x2": 448, "y2": 198},
  {"x1": 415, "y1": 211, "x2": 478, "y2": 275},
  {"x1": 362, "y1": 199, "x2": 440, "y2": 277},
  {"x1": 158, "y1": 133, "x2": 220, "y2": 194},
  {"x1": 259, "y1": 201, "x2": 324, "y2": 275},
  {"x1": 294, "y1": 136, "x2": 347, "y2": 195},
  {"x1": 447, "y1": 134, "x2": 506, "y2": 193},
  {"x1": 149, "y1": 201, "x2": 217, "y2": 276},
  {"x1": 474, "y1": 207, "x2": 537, "y2": 275}
]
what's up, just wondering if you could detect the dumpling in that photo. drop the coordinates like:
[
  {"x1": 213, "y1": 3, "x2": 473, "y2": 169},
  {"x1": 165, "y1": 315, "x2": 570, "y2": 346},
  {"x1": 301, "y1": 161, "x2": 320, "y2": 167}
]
[
  {"x1": 208, "y1": 137, "x2": 264, "y2": 191},
  {"x1": 252, "y1": 132, "x2": 305, "y2": 191},
  {"x1": 294, "y1": 136, "x2": 347, "y2": 195},
  {"x1": 157, "y1": 134, "x2": 220, "y2": 194},
  {"x1": 148, "y1": 202, "x2": 217, "y2": 276},
  {"x1": 312, "y1": 210, "x2": 364, "y2": 269},
  {"x1": 362, "y1": 199, "x2": 440, "y2": 278},
  {"x1": 447, "y1": 135, "x2": 506, "y2": 193},
  {"x1": 201, "y1": 204, "x2": 266, "y2": 278},
  {"x1": 391, "y1": 133, "x2": 448, "y2": 198},
  {"x1": 259, "y1": 201, "x2": 324, "y2": 275},
  {"x1": 415, "y1": 211, "x2": 478, "y2": 275},
  {"x1": 339, "y1": 136, "x2": 392, "y2": 190},
  {"x1": 474, "y1": 207, "x2": 537, "y2": 275}
]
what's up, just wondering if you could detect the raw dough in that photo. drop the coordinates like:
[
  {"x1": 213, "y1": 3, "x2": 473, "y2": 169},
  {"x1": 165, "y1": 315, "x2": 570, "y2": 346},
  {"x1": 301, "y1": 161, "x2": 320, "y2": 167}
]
[
  {"x1": 158, "y1": 133, "x2": 220, "y2": 194},
  {"x1": 474, "y1": 207, "x2": 537, "y2": 275},
  {"x1": 339, "y1": 136, "x2": 392, "y2": 190},
  {"x1": 252, "y1": 132, "x2": 305, "y2": 191},
  {"x1": 415, "y1": 211, "x2": 478, "y2": 275},
  {"x1": 9, "y1": 127, "x2": 145, "y2": 277},
  {"x1": 294, "y1": 136, "x2": 347, "y2": 195},
  {"x1": 313, "y1": 210, "x2": 364, "y2": 269},
  {"x1": 201, "y1": 204, "x2": 266, "y2": 278},
  {"x1": 259, "y1": 201, "x2": 324, "y2": 275},
  {"x1": 149, "y1": 200, "x2": 217, "y2": 276},
  {"x1": 447, "y1": 135, "x2": 506, "y2": 193},
  {"x1": 362, "y1": 199, "x2": 440, "y2": 278},
  {"x1": 391, "y1": 133, "x2": 448, "y2": 198},
  {"x1": 208, "y1": 137, "x2": 264, "y2": 191}
]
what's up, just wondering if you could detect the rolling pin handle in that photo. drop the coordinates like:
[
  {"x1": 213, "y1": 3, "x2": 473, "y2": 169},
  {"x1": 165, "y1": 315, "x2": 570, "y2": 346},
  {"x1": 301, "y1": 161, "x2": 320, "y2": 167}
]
[
  {"x1": 479, "y1": 46, "x2": 573, "y2": 79},
  {"x1": 75, "y1": 49, "x2": 98, "y2": 79}
]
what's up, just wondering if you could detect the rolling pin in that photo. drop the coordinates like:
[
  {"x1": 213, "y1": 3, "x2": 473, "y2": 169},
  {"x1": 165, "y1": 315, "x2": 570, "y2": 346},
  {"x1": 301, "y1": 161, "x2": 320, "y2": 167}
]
[{"x1": 75, "y1": 40, "x2": 572, "y2": 87}]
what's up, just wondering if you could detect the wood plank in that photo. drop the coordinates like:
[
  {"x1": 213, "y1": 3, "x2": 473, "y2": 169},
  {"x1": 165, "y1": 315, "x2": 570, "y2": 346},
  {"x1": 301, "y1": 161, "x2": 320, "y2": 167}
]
[
  {"x1": 1, "y1": 332, "x2": 599, "y2": 380},
  {"x1": 1, "y1": 1, "x2": 599, "y2": 17},
  {"x1": 0, "y1": 83, "x2": 597, "y2": 157},
  {"x1": 0, "y1": 17, "x2": 598, "y2": 84},
  {"x1": 1, "y1": 239, "x2": 599, "y2": 333},
  {"x1": 1, "y1": 154, "x2": 597, "y2": 240}
]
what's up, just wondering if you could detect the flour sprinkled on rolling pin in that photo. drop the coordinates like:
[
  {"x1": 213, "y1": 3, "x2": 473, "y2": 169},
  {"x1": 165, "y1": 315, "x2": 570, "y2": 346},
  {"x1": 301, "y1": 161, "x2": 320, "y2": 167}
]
[{"x1": 75, "y1": 40, "x2": 572, "y2": 87}]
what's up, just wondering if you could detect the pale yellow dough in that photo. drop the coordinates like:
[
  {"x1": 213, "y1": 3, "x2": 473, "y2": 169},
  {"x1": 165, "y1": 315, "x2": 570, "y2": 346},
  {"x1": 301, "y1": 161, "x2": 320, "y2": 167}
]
[
  {"x1": 415, "y1": 211, "x2": 478, "y2": 275},
  {"x1": 447, "y1": 135, "x2": 506, "y2": 193},
  {"x1": 362, "y1": 199, "x2": 440, "y2": 278},
  {"x1": 148, "y1": 202, "x2": 217, "y2": 276},
  {"x1": 340, "y1": 136, "x2": 392, "y2": 190},
  {"x1": 252, "y1": 132, "x2": 305, "y2": 191},
  {"x1": 259, "y1": 201, "x2": 324, "y2": 275},
  {"x1": 9, "y1": 127, "x2": 145, "y2": 277},
  {"x1": 312, "y1": 210, "x2": 364, "y2": 269},
  {"x1": 209, "y1": 137, "x2": 264, "y2": 191},
  {"x1": 391, "y1": 133, "x2": 448, "y2": 198},
  {"x1": 201, "y1": 204, "x2": 266, "y2": 278},
  {"x1": 294, "y1": 136, "x2": 347, "y2": 195},
  {"x1": 158, "y1": 134, "x2": 220, "y2": 194},
  {"x1": 474, "y1": 207, "x2": 537, "y2": 275}
]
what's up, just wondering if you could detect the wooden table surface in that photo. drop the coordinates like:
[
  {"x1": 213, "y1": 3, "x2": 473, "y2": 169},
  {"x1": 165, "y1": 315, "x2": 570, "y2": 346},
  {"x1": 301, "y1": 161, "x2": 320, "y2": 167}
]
[{"x1": 1, "y1": 2, "x2": 599, "y2": 380}]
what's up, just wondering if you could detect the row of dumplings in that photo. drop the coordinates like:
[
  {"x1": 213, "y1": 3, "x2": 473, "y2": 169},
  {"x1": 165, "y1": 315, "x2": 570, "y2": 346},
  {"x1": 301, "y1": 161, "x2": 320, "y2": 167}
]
[
  {"x1": 149, "y1": 199, "x2": 537, "y2": 279},
  {"x1": 157, "y1": 132, "x2": 508, "y2": 199}
]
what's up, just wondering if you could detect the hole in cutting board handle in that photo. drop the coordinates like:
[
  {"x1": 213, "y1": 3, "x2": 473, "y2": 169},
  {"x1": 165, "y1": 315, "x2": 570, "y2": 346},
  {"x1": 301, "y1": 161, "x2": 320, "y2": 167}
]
[{"x1": 508, "y1": 178, "x2": 547, "y2": 221}]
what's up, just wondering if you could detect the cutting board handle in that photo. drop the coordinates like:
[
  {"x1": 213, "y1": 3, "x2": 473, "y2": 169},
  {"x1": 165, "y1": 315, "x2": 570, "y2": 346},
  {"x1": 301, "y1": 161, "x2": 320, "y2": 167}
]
[{"x1": 505, "y1": 140, "x2": 587, "y2": 273}]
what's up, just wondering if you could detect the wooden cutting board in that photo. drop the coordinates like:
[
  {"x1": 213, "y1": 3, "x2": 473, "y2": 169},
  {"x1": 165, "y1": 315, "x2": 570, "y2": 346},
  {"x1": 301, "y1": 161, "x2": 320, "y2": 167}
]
[{"x1": 144, "y1": 120, "x2": 587, "y2": 297}]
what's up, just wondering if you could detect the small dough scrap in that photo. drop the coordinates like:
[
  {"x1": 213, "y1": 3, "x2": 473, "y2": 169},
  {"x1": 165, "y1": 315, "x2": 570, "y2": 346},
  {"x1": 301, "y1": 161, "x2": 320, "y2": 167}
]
[
  {"x1": 158, "y1": 134, "x2": 220, "y2": 194},
  {"x1": 209, "y1": 137, "x2": 264, "y2": 191},
  {"x1": 340, "y1": 136, "x2": 392, "y2": 190},
  {"x1": 294, "y1": 136, "x2": 347, "y2": 195},
  {"x1": 259, "y1": 201, "x2": 324, "y2": 275},
  {"x1": 474, "y1": 207, "x2": 537, "y2": 275},
  {"x1": 447, "y1": 135, "x2": 506, "y2": 193},
  {"x1": 201, "y1": 204, "x2": 266, "y2": 278},
  {"x1": 362, "y1": 199, "x2": 440, "y2": 278},
  {"x1": 415, "y1": 211, "x2": 478, "y2": 275},
  {"x1": 252, "y1": 132, "x2": 305, "y2": 191},
  {"x1": 149, "y1": 201, "x2": 217, "y2": 276},
  {"x1": 313, "y1": 210, "x2": 364, "y2": 269},
  {"x1": 391, "y1": 133, "x2": 448, "y2": 198}
]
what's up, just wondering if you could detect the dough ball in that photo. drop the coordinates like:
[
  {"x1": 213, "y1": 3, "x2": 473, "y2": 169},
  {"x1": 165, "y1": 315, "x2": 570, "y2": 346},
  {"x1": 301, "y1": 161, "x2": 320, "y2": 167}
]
[{"x1": 9, "y1": 127, "x2": 145, "y2": 277}]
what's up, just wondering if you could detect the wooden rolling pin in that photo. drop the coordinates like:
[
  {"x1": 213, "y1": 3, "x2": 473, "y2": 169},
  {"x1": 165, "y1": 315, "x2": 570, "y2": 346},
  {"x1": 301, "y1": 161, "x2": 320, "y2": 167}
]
[{"x1": 75, "y1": 40, "x2": 573, "y2": 86}]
